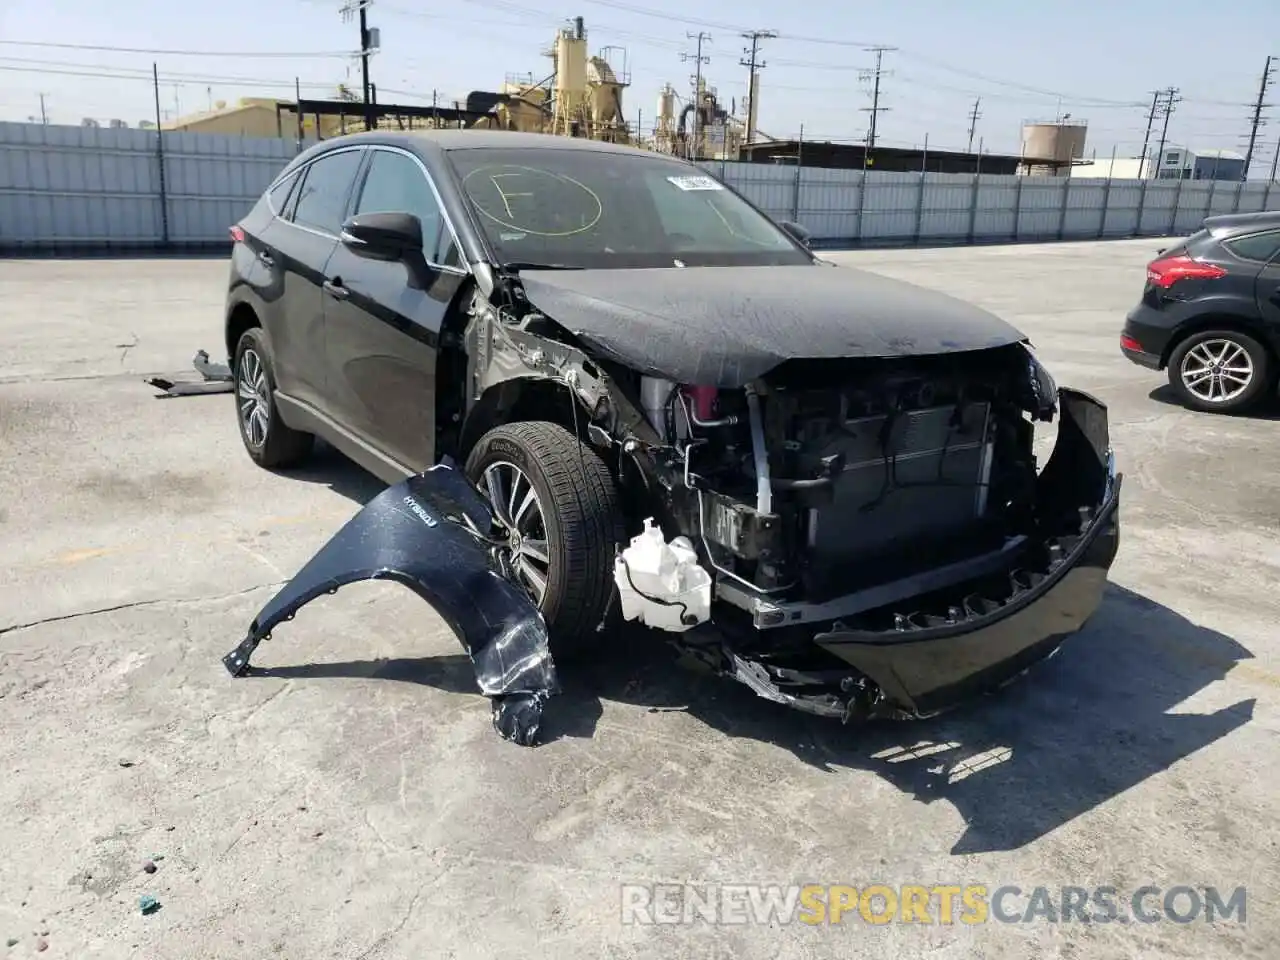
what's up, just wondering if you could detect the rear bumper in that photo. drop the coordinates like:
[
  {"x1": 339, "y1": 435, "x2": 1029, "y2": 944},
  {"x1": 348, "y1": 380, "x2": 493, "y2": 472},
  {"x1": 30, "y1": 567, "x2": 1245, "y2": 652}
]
[
  {"x1": 1121, "y1": 303, "x2": 1176, "y2": 369},
  {"x1": 1121, "y1": 342, "x2": 1161, "y2": 369}
]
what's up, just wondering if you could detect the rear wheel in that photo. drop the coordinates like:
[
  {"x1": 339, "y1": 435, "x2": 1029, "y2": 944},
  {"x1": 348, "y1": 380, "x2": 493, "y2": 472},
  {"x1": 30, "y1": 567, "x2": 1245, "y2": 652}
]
[
  {"x1": 1167, "y1": 328, "x2": 1272, "y2": 414},
  {"x1": 464, "y1": 421, "x2": 624, "y2": 658},
  {"x1": 233, "y1": 327, "x2": 315, "y2": 468}
]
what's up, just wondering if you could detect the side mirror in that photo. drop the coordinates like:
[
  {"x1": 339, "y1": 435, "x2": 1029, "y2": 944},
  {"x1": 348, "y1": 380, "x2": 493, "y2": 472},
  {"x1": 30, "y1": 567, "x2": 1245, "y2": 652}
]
[
  {"x1": 341, "y1": 212, "x2": 424, "y2": 262},
  {"x1": 778, "y1": 219, "x2": 812, "y2": 249}
]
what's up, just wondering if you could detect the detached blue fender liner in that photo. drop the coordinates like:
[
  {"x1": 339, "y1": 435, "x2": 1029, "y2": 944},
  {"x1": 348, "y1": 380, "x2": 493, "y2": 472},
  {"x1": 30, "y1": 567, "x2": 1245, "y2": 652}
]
[{"x1": 221, "y1": 463, "x2": 558, "y2": 746}]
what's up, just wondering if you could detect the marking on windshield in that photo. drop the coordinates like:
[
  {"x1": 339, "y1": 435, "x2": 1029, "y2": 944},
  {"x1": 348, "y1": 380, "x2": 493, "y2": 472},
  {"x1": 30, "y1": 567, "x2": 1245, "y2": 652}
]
[{"x1": 667, "y1": 175, "x2": 724, "y2": 192}]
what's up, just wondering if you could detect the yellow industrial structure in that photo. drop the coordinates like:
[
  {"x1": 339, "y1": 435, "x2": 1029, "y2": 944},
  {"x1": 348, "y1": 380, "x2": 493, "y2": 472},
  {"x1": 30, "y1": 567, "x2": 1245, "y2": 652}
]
[{"x1": 471, "y1": 16, "x2": 632, "y2": 144}]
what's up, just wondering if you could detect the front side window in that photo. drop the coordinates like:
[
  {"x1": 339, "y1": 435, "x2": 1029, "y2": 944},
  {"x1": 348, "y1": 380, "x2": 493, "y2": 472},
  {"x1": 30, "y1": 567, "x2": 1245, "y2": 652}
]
[
  {"x1": 444, "y1": 147, "x2": 810, "y2": 269},
  {"x1": 354, "y1": 150, "x2": 445, "y2": 258},
  {"x1": 291, "y1": 149, "x2": 364, "y2": 235}
]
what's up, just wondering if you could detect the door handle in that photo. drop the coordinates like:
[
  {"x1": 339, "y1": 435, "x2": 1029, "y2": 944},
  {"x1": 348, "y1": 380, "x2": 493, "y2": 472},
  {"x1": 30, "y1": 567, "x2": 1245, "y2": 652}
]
[
  {"x1": 257, "y1": 250, "x2": 274, "y2": 268},
  {"x1": 323, "y1": 278, "x2": 349, "y2": 300}
]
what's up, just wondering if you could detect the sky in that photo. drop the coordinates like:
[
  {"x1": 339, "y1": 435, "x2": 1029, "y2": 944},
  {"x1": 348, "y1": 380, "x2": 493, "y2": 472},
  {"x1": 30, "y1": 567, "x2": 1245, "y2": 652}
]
[{"x1": 1, "y1": 0, "x2": 1278, "y2": 169}]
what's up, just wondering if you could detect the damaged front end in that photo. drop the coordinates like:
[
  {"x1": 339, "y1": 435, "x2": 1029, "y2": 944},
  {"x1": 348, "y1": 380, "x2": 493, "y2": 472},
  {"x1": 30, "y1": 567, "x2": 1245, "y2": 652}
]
[
  {"x1": 222, "y1": 462, "x2": 558, "y2": 746},
  {"x1": 667, "y1": 384, "x2": 1120, "y2": 722},
  {"x1": 577, "y1": 334, "x2": 1121, "y2": 724}
]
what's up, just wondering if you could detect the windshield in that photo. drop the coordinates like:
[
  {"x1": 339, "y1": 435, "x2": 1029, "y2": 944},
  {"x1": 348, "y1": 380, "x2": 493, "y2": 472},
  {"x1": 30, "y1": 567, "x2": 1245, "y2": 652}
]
[{"x1": 443, "y1": 146, "x2": 811, "y2": 269}]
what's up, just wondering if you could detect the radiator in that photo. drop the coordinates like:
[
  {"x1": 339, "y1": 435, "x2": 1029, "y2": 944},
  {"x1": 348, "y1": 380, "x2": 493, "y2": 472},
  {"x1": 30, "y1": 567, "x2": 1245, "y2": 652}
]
[{"x1": 805, "y1": 402, "x2": 993, "y2": 569}]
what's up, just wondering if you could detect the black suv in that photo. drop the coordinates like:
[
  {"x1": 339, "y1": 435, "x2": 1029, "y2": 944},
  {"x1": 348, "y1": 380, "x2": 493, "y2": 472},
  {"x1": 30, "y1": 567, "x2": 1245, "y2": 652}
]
[
  {"x1": 1121, "y1": 210, "x2": 1280, "y2": 413},
  {"x1": 220, "y1": 130, "x2": 1120, "y2": 743}
]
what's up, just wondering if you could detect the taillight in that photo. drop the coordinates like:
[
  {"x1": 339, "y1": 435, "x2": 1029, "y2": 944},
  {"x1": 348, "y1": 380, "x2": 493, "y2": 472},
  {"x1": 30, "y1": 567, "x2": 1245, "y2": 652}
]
[
  {"x1": 1120, "y1": 333, "x2": 1143, "y2": 352},
  {"x1": 229, "y1": 224, "x2": 246, "y2": 244},
  {"x1": 1146, "y1": 254, "x2": 1226, "y2": 289}
]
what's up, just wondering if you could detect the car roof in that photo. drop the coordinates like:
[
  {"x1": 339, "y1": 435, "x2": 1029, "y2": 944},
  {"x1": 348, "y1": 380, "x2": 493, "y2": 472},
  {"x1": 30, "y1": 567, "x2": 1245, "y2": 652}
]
[
  {"x1": 303, "y1": 129, "x2": 665, "y2": 158},
  {"x1": 1203, "y1": 209, "x2": 1280, "y2": 238}
]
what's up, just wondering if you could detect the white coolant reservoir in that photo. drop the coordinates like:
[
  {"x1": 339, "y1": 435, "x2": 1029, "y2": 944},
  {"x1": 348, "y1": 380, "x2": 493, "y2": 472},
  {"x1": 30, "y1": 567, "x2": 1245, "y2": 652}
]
[{"x1": 613, "y1": 518, "x2": 713, "y2": 633}]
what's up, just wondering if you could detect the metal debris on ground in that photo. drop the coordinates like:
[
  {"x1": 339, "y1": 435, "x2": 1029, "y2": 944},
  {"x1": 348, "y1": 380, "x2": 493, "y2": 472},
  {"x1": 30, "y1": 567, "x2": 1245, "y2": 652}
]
[{"x1": 145, "y1": 349, "x2": 235, "y2": 398}]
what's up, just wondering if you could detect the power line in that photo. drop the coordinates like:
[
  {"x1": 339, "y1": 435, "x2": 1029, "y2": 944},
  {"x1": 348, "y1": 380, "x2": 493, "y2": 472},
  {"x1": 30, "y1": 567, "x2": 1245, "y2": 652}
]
[
  {"x1": 1243, "y1": 55, "x2": 1275, "y2": 180},
  {"x1": 858, "y1": 46, "x2": 895, "y2": 154},
  {"x1": 966, "y1": 97, "x2": 981, "y2": 152},
  {"x1": 739, "y1": 29, "x2": 775, "y2": 144},
  {"x1": 0, "y1": 39, "x2": 353, "y2": 58}
]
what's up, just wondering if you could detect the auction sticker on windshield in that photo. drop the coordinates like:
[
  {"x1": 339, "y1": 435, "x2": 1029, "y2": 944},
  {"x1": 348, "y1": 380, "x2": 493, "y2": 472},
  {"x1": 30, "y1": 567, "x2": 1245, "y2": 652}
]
[{"x1": 667, "y1": 175, "x2": 724, "y2": 191}]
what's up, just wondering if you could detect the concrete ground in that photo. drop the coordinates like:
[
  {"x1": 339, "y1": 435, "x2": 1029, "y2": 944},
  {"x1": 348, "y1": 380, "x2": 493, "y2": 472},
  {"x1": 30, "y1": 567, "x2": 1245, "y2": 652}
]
[{"x1": 0, "y1": 240, "x2": 1276, "y2": 959}]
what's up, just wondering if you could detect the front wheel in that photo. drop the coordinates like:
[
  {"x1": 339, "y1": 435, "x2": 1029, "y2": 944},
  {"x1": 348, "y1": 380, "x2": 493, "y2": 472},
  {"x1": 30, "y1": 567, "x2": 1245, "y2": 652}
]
[
  {"x1": 1167, "y1": 328, "x2": 1273, "y2": 414},
  {"x1": 464, "y1": 421, "x2": 624, "y2": 658}
]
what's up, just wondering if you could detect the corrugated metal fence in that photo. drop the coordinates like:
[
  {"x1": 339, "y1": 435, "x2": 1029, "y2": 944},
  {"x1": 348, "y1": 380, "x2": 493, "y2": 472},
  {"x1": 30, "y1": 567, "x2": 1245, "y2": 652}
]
[{"x1": 2, "y1": 120, "x2": 1277, "y2": 252}]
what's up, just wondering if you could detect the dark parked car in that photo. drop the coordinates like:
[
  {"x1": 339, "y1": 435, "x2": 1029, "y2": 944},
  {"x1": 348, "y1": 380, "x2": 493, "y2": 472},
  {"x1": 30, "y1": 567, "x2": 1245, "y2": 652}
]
[
  {"x1": 1121, "y1": 210, "x2": 1280, "y2": 413},
  {"x1": 221, "y1": 130, "x2": 1120, "y2": 744}
]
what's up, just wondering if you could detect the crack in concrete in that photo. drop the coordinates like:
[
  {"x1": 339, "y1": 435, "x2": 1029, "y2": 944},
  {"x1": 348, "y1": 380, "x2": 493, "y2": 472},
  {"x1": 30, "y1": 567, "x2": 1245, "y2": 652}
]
[{"x1": 0, "y1": 581, "x2": 286, "y2": 636}]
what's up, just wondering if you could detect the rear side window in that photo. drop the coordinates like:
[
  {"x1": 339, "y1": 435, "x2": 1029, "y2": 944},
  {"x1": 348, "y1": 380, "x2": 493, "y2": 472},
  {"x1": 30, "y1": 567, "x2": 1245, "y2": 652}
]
[
  {"x1": 353, "y1": 150, "x2": 445, "y2": 257},
  {"x1": 291, "y1": 149, "x2": 365, "y2": 235},
  {"x1": 1225, "y1": 230, "x2": 1280, "y2": 264}
]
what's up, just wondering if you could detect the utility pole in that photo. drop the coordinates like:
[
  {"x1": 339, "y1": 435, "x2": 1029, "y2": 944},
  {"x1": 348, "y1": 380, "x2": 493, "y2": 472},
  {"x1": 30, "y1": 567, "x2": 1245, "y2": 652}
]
[
  {"x1": 966, "y1": 97, "x2": 982, "y2": 153},
  {"x1": 1138, "y1": 90, "x2": 1161, "y2": 178},
  {"x1": 1153, "y1": 87, "x2": 1181, "y2": 179},
  {"x1": 739, "y1": 29, "x2": 776, "y2": 145},
  {"x1": 1243, "y1": 55, "x2": 1275, "y2": 181},
  {"x1": 858, "y1": 46, "x2": 895, "y2": 154},
  {"x1": 680, "y1": 32, "x2": 711, "y2": 158},
  {"x1": 341, "y1": 1, "x2": 377, "y2": 130},
  {"x1": 38, "y1": 93, "x2": 47, "y2": 124}
]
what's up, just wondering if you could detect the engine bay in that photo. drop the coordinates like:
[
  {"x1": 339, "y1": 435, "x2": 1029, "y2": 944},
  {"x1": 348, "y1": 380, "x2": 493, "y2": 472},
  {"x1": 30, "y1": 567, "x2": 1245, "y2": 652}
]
[{"x1": 628, "y1": 346, "x2": 1052, "y2": 623}]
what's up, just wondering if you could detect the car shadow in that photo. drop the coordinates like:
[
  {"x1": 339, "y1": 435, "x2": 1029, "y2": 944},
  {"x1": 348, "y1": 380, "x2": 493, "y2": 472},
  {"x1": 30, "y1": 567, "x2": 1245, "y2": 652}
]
[
  {"x1": 281, "y1": 440, "x2": 388, "y2": 505},
  {"x1": 1147, "y1": 383, "x2": 1280, "y2": 419},
  {"x1": 544, "y1": 582, "x2": 1254, "y2": 855}
]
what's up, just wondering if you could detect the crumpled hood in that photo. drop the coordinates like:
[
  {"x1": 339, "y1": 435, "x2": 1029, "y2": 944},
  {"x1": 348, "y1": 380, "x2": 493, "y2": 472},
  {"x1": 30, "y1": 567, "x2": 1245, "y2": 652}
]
[{"x1": 518, "y1": 263, "x2": 1027, "y2": 387}]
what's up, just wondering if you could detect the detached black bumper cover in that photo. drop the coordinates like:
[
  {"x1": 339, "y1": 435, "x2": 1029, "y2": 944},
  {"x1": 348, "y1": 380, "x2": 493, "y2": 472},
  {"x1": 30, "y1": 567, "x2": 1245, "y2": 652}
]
[
  {"x1": 813, "y1": 387, "x2": 1121, "y2": 717},
  {"x1": 222, "y1": 463, "x2": 557, "y2": 746}
]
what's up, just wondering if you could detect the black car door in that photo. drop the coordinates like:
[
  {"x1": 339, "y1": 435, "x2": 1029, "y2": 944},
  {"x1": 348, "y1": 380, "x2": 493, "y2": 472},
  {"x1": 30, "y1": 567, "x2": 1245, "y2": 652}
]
[
  {"x1": 321, "y1": 146, "x2": 469, "y2": 473},
  {"x1": 1248, "y1": 234, "x2": 1280, "y2": 331},
  {"x1": 270, "y1": 145, "x2": 366, "y2": 417}
]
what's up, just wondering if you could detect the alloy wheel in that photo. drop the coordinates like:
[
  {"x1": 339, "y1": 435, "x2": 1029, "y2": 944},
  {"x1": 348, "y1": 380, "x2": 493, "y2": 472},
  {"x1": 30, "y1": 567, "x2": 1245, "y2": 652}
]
[
  {"x1": 481, "y1": 461, "x2": 552, "y2": 605},
  {"x1": 237, "y1": 347, "x2": 270, "y2": 447},
  {"x1": 1179, "y1": 338, "x2": 1254, "y2": 404}
]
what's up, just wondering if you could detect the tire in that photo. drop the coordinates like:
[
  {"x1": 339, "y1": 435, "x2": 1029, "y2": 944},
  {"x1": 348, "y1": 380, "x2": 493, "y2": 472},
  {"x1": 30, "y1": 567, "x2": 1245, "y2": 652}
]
[
  {"x1": 1167, "y1": 328, "x2": 1273, "y2": 414},
  {"x1": 464, "y1": 421, "x2": 625, "y2": 658},
  {"x1": 233, "y1": 327, "x2": 315, "y2": 468}
]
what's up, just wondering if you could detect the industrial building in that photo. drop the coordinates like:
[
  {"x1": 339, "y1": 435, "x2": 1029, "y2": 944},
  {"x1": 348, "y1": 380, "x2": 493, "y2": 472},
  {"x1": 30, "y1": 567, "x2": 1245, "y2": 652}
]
[
  {"x1": 1152, "y1": 146, "x2": 1245, "y2": 180},
  {"x1": 1070, "y1": 156, "x2": 1150, "y2": 179}
]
